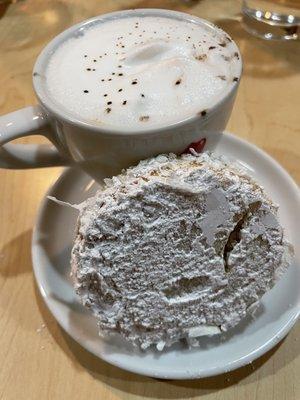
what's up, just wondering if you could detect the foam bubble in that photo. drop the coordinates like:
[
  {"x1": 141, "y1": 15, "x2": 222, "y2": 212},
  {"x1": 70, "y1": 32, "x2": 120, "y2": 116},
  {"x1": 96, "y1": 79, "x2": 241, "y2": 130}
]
[{"x1": 46, "y1": 16, "x2": 241, "y2": 130}]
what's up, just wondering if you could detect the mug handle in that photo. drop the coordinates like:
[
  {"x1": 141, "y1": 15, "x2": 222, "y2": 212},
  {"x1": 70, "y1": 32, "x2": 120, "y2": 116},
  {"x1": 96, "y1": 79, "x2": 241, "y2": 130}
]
[{"x1": 0, "y1": 105, "x2": 67, "y2": 169}]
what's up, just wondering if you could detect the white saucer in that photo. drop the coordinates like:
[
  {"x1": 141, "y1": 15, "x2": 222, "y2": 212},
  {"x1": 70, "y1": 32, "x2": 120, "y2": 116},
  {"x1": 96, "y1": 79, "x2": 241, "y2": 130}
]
[{"x1": 32, "y1": 132, "x2": 300, "y2": 380}]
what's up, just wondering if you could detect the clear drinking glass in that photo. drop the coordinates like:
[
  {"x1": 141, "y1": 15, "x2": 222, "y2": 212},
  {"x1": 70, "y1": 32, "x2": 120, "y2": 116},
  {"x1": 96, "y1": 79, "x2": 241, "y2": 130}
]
[{"x1": 242, "y1": 0, "x2": 300, "y2": 40}]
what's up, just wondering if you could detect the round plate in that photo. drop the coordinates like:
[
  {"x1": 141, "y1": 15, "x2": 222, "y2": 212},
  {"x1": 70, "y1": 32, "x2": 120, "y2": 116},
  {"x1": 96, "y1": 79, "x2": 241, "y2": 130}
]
[{"x1": 32, "y1": 132, "x2": 300, "y2": 379}]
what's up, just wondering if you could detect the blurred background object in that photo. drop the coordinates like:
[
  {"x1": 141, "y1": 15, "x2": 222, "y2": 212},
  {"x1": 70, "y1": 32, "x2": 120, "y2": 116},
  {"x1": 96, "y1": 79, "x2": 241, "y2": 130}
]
[
  {"x1": 241, "y1": 0, "x2": 300, "y2": 40},
  {"x1": 0, "y1": 0, "x2": 70, "y2": 50}
]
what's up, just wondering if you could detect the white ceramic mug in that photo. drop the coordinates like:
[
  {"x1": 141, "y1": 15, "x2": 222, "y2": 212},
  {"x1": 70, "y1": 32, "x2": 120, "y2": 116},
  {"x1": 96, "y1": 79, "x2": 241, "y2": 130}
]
[{"x1": 0, "y1": 9, "x2": 242, "y2": 182}]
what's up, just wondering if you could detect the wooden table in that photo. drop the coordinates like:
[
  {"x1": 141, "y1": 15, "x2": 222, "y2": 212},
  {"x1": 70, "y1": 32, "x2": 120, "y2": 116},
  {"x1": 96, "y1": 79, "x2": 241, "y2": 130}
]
[{"x1": 0, "y1": 1, "x2": 299, "y2": 399}]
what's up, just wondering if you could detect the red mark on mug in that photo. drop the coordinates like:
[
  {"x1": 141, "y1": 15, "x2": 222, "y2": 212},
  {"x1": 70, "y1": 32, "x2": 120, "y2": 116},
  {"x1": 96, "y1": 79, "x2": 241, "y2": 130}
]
[{"x1": 182, "y1": 138, "x2": 207, "y2": 154}]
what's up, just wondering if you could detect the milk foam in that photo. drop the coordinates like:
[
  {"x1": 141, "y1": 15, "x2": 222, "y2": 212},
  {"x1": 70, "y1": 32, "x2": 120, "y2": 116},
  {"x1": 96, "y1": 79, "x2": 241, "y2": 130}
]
[{"x1": 46, "y1": 16, "x2": 241, "y2": 129}]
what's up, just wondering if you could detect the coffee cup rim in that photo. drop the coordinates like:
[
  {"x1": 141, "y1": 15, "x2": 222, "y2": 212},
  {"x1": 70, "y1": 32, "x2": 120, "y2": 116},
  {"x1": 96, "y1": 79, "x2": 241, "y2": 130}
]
[{"x1": 33, "y1": 8, "x2": 242, "y2": 136}]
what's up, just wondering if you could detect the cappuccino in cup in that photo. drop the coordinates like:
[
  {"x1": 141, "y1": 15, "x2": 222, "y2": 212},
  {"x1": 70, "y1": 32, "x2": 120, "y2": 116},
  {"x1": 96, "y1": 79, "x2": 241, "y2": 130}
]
[{"x1": 0, "y1": 10, "x2": 242, "y2": 181}]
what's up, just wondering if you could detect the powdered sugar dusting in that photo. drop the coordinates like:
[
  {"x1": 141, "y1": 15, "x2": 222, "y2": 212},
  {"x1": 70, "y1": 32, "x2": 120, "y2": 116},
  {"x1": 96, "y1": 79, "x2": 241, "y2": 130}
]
[{"x1": 71, "y1": 153, "x2": 293, "y2": 349}]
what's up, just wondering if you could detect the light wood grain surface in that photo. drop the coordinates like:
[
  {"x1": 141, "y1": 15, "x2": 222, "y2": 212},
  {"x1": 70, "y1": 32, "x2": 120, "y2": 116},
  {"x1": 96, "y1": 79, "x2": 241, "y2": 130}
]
[{"x1": 0, "y1": 1, "x2": 299, "y2": 399}]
